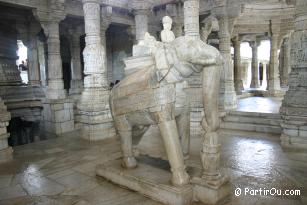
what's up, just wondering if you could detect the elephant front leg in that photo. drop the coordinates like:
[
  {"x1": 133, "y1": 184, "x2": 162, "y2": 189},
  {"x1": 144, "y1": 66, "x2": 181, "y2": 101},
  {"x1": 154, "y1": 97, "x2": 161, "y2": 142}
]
[
  {"x1": 115, "y1": 116, "x2": 137, "y2": 169},
  {"x1": 176, "y1": 107, "x2": 190, "y2": 159},
  {"x1": 154, "y1": 104, "x2": 190, "y2": 186}
]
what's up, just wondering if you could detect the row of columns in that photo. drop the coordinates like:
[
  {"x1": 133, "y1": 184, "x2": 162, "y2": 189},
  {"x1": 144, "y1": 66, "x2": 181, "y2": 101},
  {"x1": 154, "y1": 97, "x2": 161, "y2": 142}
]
[
  {"x1": 233, "y1": 35, "x2": 290, "y2": 95},
  {"x1": 26, "y1": 0, "x2": 292, "y2": 138}
]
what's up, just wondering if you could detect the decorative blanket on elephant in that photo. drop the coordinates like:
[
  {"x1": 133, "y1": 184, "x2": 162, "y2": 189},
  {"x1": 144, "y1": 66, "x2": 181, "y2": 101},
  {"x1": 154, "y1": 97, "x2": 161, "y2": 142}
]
[{"x1": 111, "y1": 66, "x2": 176, "y2": 116}]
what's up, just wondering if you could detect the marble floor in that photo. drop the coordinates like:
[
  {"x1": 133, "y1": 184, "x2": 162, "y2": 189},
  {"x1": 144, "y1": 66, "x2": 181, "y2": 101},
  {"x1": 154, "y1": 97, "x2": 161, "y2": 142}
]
[
  {"x1": 237, "y1": 97, "x2": 283, "y2": 113},
  {"x1": 0, "y1": 129, "x2": 306, "y2": 205}
]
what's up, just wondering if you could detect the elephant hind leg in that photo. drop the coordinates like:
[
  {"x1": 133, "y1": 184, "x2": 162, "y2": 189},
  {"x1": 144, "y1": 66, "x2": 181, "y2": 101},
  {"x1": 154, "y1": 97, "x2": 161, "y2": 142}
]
[{"x1": 115, "y1": 116, "x2": 137, "y2": 169}]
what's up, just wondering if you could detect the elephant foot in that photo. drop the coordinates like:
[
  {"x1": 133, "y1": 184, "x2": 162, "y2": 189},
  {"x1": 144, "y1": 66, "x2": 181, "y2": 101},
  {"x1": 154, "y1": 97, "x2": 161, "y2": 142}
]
[
  {"x1": 171, "y1": 168, "x2": 190, "y2": 186},
  {"x1": 122, "y1": 156, "x2": 137, "y2": 169}
]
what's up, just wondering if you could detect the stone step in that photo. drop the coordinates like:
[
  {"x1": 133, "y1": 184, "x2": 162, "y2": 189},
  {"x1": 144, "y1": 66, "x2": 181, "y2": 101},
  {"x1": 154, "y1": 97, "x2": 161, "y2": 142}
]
[
  {"x1": 228, "y1": 111, "x2": 281, "y2": 119},
  {"x1": 223, "y1": 115, "x2": 282, "y2": 126},
  {"x1": 220, "y1": 121, "x2": 282, "y2": 134},
  {"x1": 219, "y1": 128, "x2": 280, "y2": 140},
  {"x1": 220, "y1": 111, "x2": 282, "y2": 134}
]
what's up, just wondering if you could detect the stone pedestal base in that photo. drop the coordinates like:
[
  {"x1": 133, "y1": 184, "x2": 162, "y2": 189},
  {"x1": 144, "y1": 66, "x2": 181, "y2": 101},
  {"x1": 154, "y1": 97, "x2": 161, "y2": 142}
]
[
  {"x1": 78, "y1": 88, "x2": 116, "y2": 141},
  {"x1": 0, "y1": 100, "x2": 12, "y2": 163},
  {"x1": 281, "y1": 123, "x2": 307, "y2": 150},
  {"x1": 219, "y1": 90, "x2": 237, "y2": 111},
  {"x1": 96, "y1": 160, "x2": 193, "y2": 205},
  {"x1": 69, "y1": 79, "x2": 83, "y2": 99},
  {"x1": 0, "y1": 147, "x2": 13, "y2": 163},
  {"x1": 81, "y1": 122, "x2": 116, "y2": 141},
  {"x1": 191, "y1": 176, "x2": 230, "y2": 205},
  {"x1": 42, "y1": 99, "x2": 75, "y2": 136}
]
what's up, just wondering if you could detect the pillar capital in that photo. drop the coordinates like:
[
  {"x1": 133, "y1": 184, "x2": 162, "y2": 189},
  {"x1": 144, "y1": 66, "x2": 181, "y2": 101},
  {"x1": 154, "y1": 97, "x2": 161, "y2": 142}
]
[
  {"x1": 33, "y1": 2, "x2": 66, "y2": 35},
  {"x1": 212, "y1": 0, "x2": 227, "y2": 20},
  {"x1": 232, "y1": 35, "x2": 242, "y2": 43},
  {"x1": 131, "y1": 0, "x2": 152, "y2": 13},
  {"x1": 249, "y1": 40, "x2": 261, "y2": 48},
  {"x1": 101, "y1": 5, "x2": 112, "y2": 30}
]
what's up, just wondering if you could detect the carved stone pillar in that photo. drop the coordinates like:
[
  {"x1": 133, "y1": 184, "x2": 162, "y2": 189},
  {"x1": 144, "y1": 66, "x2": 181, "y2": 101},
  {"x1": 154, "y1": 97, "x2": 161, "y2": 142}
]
[
  {"x1": 78, "y1": 0, "x2": 116, "y2": 140},
  {"x1": 132, "y1": 1, "x2": 151, "y2": 42},
  {"x1": 101, "y1": 6, "x2": 111, "y2": 48},
  {"x1": 27, "y1": 27, "x2": 41, "y2": 85},
  {"x1": 69, "y1": 27, "x2": 83, "y2": 98},
  {"x1": 0, "y1": 98, "x2": 12, "y2": 163},
  {"x1": 36, "y1": 10, "x2": 75, "y2": 136},
  {"x1": 45, "y1": 20, "x2": 66, "y2": 99},
  {"x1": 218, "y1": 16, "x2": 237, "y2": 110},
  {"x1": 189, "y1": 2, "x2": 230, "y2": 203},
  {"x1": 183, "y1": 0, "x2": 200, "y2": 39},
  {"x1": 284, "y1": 37, "x2": 291, "y2": 85},
  {"x1": 268, "y1": 34, "x2": 282, "y2": 95},
  {"x1": 182, "y1": 0, "x2": 202, "y2": 136},
  {"x1": 280, "y1": 0, "x2": 307, "y2": 150},
  {"x1": 37, "y1": 38, "x2": 47, "y2": 87},
  {"x1": 233, "y1": 36, "x2": 243, "y2": 94},
  {"x1": 250, "y1": 41, "x2": 260, "y2": 88},
  {"x1": 100, "y1": 16, "x2": 111, "y2": 83},
  {"x1": 241, "y1": 59, "x2": 250, "y2": 88},
  {"x1": 280, "y1": 37, "x2": 291, "y2": 86},
  {"x1": 262, "y1": 62, "x2": 268, "y2": 88},
  {"x1": 173, "y1": 21, "x2": 184, "y2": 38}
]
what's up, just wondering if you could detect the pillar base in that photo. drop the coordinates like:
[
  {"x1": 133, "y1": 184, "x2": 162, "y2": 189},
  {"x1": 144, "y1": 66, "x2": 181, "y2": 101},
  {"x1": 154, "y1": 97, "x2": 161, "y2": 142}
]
[
  {"x1": 78, "y1": 88, "x2": 116, "y2": 141},
  {"x1": 250, "y1": 80, "x2": 260, "y2": 89},
  {"x1": 235, "y1": 80, "x2": 244, "y2": 95},
  {"x1": 42, "y1": 98, "x2": 75, "y2": 136},
  {"x1": 281, "y1": 123, "x2": 307, "y2": 150},
  {"x1": 191, "y1": 175, "x2": 231, "y2": 205},
  {"x1": 46, "y1": 80, "x2": 67, "y2": 100},
  {"x1": 0, "y1": 147, "x2": 13, "y2": 163},
  {"x1": 69, "y1": 79, "x2": 83, "y2": 98},
  {"x1": 28, "y1": 80, "x2": 41, "y2": 86},
  {"x1": 219, "y1": 91, "x2": 237, "y2": 111},
  {"x1": 265, "y1": 89, "x2": 285, "y2": 97},
  {"x1": 46, "y1": 88, "x2": 67, "y2": 100},
  {"x1": 80, "y1": 122, "x2": 116, "y2": 141}
]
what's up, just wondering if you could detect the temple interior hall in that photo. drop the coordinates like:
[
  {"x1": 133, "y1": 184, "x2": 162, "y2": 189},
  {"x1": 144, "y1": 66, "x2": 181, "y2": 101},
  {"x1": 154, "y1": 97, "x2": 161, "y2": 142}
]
[{"x1": 0, "y1": 0, "x2": 307, "y2": 205}]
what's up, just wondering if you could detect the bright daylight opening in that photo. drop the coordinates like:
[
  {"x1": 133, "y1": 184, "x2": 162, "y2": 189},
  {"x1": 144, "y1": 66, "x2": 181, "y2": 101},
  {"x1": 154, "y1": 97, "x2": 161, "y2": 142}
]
[{"x1": 16, "y1": 40, "x2": 28, "y2": 84}]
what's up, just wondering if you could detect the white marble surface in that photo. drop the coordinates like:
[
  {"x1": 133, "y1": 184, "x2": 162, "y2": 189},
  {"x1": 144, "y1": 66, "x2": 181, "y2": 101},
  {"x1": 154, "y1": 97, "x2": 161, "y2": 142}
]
[{"x1": 0, "y1": 130, "x2": 306, "y2": 205}]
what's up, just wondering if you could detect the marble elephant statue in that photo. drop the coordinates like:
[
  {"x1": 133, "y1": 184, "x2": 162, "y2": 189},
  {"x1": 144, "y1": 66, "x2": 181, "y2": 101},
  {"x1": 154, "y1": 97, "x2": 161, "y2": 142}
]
[{"x1": 110, "y1": 35, "x2": 222, "y2": 186}]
